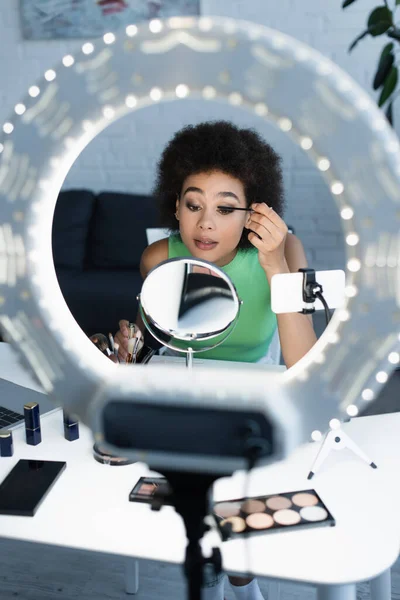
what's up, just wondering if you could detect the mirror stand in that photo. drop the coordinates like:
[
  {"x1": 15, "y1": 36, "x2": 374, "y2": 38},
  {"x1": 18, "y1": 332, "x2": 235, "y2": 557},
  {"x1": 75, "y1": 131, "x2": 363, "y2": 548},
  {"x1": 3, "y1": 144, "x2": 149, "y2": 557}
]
[{"x1": 186, "y1": 348, "x2": 194, "y2": 369}]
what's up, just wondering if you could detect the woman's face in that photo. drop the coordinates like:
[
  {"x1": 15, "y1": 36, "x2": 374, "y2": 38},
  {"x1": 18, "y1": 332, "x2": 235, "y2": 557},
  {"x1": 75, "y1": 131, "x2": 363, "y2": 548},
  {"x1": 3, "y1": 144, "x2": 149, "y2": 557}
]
[{"x1": 176, "y1": 171, "x2": 251, "y2": 267}]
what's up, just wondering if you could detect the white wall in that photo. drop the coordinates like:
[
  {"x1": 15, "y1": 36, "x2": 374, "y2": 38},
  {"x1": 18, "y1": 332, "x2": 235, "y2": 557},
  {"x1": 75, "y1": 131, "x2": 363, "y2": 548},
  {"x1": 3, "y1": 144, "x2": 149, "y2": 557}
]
[{"x1": 0, "y1": 0, "x2": 388, "y2": 269}]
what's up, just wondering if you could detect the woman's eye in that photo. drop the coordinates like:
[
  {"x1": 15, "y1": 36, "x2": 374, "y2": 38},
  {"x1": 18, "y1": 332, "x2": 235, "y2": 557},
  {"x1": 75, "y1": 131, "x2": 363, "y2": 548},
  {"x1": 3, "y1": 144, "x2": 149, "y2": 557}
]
[
  {"x1": 185, "y1": 203, "x2": 235, "y2": 215},
  {"x1": 186, "y1": 203, "x2": 201, "y2": 212}
]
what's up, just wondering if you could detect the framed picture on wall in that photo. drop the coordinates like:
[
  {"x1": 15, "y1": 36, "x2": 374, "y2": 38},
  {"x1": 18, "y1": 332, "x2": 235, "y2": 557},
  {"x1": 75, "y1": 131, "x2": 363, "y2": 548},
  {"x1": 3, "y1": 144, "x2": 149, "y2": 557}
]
[{"x1": 20, "y1": 0, "x2": 201, "y2": 40}]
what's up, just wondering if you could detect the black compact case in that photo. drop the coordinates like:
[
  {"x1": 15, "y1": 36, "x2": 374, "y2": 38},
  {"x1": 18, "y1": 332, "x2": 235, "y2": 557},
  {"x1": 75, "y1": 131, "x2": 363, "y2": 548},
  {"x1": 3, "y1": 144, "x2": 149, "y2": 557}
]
[
  {"x1": 0, "y1": 459, "x2": 66, "y2": 516},
  {"x1": 213, "y1": 488, "x2": 335, "y2": 540},
  {"x1": 129, "y1": 476, "x2": 173, "y2": 508}
]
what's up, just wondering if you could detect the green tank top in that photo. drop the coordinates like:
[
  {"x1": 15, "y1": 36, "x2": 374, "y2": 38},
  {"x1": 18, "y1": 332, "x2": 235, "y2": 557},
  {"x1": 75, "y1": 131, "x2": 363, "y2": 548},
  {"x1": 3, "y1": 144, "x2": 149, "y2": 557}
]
[{"x1": 168, "y1": 234, "x2": 277, "y2": 363}]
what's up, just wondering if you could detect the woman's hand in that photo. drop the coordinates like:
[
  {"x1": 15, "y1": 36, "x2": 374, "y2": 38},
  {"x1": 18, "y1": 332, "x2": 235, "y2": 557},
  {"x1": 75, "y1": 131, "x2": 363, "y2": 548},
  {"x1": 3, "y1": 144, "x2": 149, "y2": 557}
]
[
  {"x1": 246, "y1": 202, "x2": 289, "y2": 278},
  {"x1": 114, "y1": 320, "x2": 143, "y2": 362},
  {"x1": 114, "y1": 320, "x2": 129, "y2": 361}
]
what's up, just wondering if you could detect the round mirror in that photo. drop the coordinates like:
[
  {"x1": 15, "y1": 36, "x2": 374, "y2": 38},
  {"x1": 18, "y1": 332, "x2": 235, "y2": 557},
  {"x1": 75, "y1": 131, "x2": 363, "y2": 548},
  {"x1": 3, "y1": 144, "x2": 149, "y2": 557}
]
[{"x1": 138, "y1": 257, "x2": 241, "y2": 366}]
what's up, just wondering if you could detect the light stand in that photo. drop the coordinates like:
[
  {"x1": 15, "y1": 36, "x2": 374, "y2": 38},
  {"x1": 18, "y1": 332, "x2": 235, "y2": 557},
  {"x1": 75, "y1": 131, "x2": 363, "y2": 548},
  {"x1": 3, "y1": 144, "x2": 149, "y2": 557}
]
[
  {"x1": 296, "y1": 269, "x2": 378, "y2": 479},
  {"x1": 152, "y1": 470, "x2": 223, "y2": 600},
  {"x1": 308, "y1": 427, "x2": 377, "y2": 479},
  {"x1": 102, "y1": 399, "x2": 273, "y2": 600},
  {"x1": 153, "y1": 436, "x2": 267, "y2": 600}
]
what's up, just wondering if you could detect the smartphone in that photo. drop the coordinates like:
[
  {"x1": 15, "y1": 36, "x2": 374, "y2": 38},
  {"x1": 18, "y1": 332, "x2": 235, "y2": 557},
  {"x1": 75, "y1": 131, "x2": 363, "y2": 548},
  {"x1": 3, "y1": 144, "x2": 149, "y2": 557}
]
[
  {"x1": 0, "y1": 459, "x2": 66, "y2": 516},
  {"x1": 271, "y1": 270, "x2": 345, "y2": 314}
]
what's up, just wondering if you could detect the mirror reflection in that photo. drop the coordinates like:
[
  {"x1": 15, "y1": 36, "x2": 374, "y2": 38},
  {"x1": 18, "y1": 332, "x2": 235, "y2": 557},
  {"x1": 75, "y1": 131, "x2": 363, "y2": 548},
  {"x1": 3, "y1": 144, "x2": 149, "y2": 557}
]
[
  {"x1": 141, "y1": 260, "x2": 238, "y2": 338},
  {"x1": 51, "y1": 108, "x2": 346, "y2": 368},
  {"x1": 139, "y1": 258, "x2": 241, "y2": 362}
]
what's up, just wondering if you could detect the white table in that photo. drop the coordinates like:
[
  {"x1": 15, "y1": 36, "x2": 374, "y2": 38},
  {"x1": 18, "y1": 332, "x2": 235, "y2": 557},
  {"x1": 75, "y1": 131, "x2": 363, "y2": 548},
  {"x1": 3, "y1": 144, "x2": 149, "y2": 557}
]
[{"x1": 0, "y1": 404, "x2": 398, "y2": 600}]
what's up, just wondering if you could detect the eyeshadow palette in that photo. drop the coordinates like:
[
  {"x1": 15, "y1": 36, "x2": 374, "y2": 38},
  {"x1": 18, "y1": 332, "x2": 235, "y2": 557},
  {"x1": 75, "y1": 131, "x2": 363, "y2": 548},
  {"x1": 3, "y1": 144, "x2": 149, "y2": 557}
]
[
  {"x1": 213, "y1": 489, "x2": 335, "y2": 540},
  {"x1": 129, "y1": 476, "x2": 173, "y2": 508}
]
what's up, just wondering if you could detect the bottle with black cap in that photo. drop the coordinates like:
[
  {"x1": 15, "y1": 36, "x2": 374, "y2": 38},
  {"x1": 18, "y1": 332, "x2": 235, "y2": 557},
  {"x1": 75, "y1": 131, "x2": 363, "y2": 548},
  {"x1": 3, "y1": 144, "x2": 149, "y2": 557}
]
[
  {"x1": 0, "y1": 429, "x2": 13, "y2": 457},
  {"x1": 24, "y1": 402, "x2": 42, "y2": 445},
  {"x1": 63, "y1": 410, "x2": 79, "y2": 442}
]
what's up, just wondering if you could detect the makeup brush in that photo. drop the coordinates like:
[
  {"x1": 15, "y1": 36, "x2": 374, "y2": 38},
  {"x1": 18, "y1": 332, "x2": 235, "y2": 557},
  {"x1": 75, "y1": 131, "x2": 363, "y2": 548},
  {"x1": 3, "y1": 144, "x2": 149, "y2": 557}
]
[
  {"x1": 90, "y1": 333, "x2": 111, "y2": 356},
  {"x1": 126, "y1": 337, "x2": 136, "y2": 364},
  {"x1": 216, "y1": 206, "x2": 262, "y2": 239},
  {"x1": 217, "y1": 206, "x2": 254, "y2": 212},
  {"x1": 132, "y1": 337, "x2": 141, "y2": 363},
  {"x1": 108, "y1": 332, "x2": 115, "y2": 353},
  {"x1": 126, "y1": 336, "x2": 141, "y2": 364}
]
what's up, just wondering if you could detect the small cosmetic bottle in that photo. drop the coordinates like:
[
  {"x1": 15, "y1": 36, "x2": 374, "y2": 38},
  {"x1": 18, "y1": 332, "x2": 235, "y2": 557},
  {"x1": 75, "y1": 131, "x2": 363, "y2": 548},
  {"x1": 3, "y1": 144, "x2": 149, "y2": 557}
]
[
  {"x1": 0, "y1": 429, "x2": 13, "y2": 457},
  {"x1": 63, "y1": 410, "x2": 79, "y2": 442},
  {"x1": 24, "y1": 402, "x2": 42, "y2": 445}
]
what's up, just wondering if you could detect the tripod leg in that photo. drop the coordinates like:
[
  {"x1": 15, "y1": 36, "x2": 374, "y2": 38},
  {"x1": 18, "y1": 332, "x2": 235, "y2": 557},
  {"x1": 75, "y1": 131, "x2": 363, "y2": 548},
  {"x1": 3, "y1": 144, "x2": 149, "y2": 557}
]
[
  {"x1": 308, "y1": 431, "x2": 336, "y2": 479},
  {"x1": 339, "y1": 431, "x2": 377, "y2": 468}
]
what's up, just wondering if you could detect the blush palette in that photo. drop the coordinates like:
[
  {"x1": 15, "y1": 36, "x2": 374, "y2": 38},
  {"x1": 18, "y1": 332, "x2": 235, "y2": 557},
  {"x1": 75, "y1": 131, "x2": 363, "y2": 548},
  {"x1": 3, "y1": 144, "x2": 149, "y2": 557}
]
[
  {"x1": 213, "y1": 489, "x2": 335, "y2": 540},
  {"x1": 129, "y1": 476, "x2": 173, "y2": 507}
]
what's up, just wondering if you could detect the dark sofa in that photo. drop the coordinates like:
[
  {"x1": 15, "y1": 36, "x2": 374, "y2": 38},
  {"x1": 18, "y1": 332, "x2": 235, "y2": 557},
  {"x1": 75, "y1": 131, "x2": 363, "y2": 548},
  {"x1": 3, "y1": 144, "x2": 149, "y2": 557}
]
[{"x1": 51, "y1": 189, "x2": 159, "y2": 337}]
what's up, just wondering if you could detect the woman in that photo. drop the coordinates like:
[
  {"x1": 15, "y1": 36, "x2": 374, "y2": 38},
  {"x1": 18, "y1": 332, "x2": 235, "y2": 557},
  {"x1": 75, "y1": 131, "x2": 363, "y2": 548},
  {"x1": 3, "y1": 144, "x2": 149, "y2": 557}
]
[
  {"x1": 115, "y1": 120, "x2": 317, "y2": 600},
  {"x1": 116, "y1": 120, "x2": 316, "y2": 367}
]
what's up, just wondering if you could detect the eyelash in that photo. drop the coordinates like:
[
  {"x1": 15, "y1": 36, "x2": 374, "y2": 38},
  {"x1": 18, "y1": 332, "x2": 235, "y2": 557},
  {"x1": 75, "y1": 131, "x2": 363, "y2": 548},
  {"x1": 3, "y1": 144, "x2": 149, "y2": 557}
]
[{"x1": 185, "y1": 203, "x2": 235, "y2": 216}]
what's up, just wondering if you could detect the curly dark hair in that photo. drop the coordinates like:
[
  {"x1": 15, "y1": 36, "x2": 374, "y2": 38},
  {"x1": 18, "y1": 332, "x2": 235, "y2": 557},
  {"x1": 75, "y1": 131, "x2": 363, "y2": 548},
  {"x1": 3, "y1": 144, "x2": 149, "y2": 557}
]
[{"x1": 153, "y1": 120, "x2": 285, "y2": 249}]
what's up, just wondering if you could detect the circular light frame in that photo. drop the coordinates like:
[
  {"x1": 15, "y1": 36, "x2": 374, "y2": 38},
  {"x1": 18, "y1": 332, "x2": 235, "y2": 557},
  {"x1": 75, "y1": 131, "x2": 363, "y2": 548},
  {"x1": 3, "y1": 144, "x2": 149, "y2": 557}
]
[{"x1": 0, "y1": 17, "x2": 399, "y2": 457}]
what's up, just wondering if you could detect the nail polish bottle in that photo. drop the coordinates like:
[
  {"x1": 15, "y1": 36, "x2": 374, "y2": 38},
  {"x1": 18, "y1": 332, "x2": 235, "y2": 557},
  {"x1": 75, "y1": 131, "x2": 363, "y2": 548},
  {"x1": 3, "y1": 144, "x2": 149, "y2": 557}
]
[
  {"x1": 24, "y1": 402, "x2": 42, "y2": 445},
  {"x1": 63, "y1": 410, "x2": 79, "y2": 442},
  {"x1": 0, "y1": 429, "x2": 13, "y2": 457}
]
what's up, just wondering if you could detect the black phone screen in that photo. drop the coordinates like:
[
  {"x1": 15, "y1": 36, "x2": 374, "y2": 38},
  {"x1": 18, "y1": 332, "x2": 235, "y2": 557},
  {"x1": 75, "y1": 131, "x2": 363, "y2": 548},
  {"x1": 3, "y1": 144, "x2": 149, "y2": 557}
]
[{"x1": 0, "y1": 459, "x2": 66, "y2": 516}]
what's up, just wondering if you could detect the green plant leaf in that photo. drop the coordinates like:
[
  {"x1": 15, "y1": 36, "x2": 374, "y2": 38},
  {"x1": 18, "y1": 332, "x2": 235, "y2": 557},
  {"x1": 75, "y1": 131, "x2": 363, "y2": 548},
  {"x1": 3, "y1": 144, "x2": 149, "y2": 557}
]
[
  {"x1": 373, "y1": 51, "x2": 394, "y2": 89},
  {"x1": 368, "y1": 6, "x2": 392, "y2": 26},
  {"x1": 380, "y1": 42, "x2": 394, "y2": 60},
  {"x1": 396, "y1": 0, "x2": 400, "y2": 5},
  {"x1": 388, "y1": 28, "x2": 400, "y2": 41},
  {"x1": 342, "y1": 0, "x2": 358, "y2": 7},
  {"x1": 386, "y1": 101, "x2": 393, "y2": 126},
  {"x1": 348, "y1": 25, "x2": 384, "y2": 52},
  {"x1": 348, "y1": 29, "x2": 370, "y2": 51},
  {"x1": 367, "y1": 6, "x2": 393, "y2": 35},
  {"x1": 378, "y1": 65, "x2": 398, "y2": 106}
]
